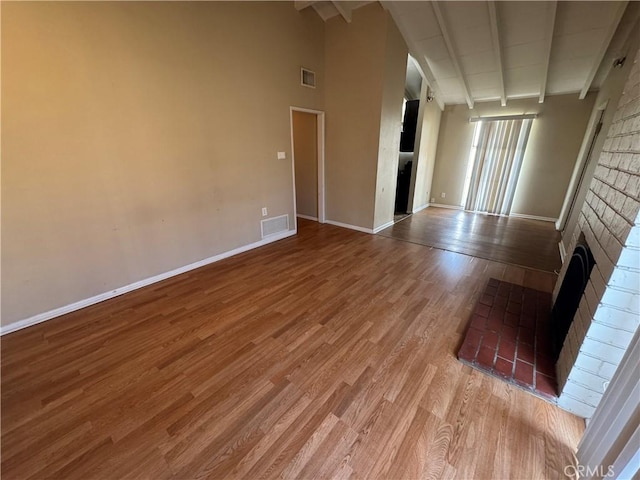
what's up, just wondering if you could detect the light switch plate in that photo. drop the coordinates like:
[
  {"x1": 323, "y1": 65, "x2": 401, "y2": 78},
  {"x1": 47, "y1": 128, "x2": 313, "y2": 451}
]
[{"x1": 277, "y1": 151, "x2": 286, "y2": 160}]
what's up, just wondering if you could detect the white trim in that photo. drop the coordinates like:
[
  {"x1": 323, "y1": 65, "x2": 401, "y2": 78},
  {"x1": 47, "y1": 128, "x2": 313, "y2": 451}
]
[
  {"x1": 290, "y1": 106, "x2": 326, "y2": 225},
  {"x1": 429, "y1": 203, "x2": 464, "y2": 210},
  {"x1": 559, "y1": 240, "x2": 567, "y2": 263},
  {"x1": 300, "y1": 67, "x2": 316, "y2": 89},
  {"x1": 487, "y1": 1, "x2": 506, "y2": 107},
  {"x1": 431, "y1": 1, "x2": 474, "y2": 109},
  {"x1": 373, "y1": 220, "x2": 394, "y2": 234},
  {"x1": 324, "y1": 220, "x2": 373, "y2": 234},
  {"x1": 539, "y1": 1, "x2": 557, "y2": 103},
  {"x1": 509, "y1": 212, "x2": 557, "y2": 223},
  {"x1": 296, "y1": 214, "x2": 318, "y2": 221},
  {"x1": 412, "y1": 203, "x2": 430, "y2": 214},
  {"x1": 0, "y1": 230, "x2": 297, "y2": 336}
]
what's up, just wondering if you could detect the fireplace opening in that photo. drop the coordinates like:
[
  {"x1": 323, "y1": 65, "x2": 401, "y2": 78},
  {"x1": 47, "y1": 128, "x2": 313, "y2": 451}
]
[{"x1": 551, "y1": 237, "x2": 595, "y2": 360}]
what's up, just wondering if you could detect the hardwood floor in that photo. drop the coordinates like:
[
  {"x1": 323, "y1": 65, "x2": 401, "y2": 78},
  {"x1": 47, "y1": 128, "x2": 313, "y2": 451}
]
[
  {"x1": 378, "y1": 207, "x2": 562, "y2": 272},
  {"x1": 1, "y1": 219, "x2": 583, "y2": 479}
]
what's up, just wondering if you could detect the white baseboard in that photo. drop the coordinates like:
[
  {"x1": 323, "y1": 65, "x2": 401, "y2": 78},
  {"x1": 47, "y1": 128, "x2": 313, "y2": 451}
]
[
  {"x1": 373, "y1": 220, "x2": 394, "y2": 233},
  {"x1": 510, "y1": 213, "x2": 558, "y2": 223},
  {"x1": 296, "y1": 214, "x2": 318, "y2": 221},
  {"x1": 1, "y1": 229, "x2": 297, "y2": 336},
  {"x1": 429, "y1": 203, "x2": 463, "y2": 210},
  {"x1": 324, "y1": 219, "x2": 374, "y2": 234},
  {"x1": 559, "y1": 240, "x2": 567, "y2": 263},
  {"x1": 412, "y1": 203, "x2": 429, "y2": 214}
]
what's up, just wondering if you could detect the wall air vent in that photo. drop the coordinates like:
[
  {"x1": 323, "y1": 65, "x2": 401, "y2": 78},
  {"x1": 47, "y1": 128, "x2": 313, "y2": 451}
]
[
  {"x1": 301, "y1": 68, "x2": 316, "y2": 88},
  {"x1": 261, "y1": 214, "x2": 289, "y2": 239}
]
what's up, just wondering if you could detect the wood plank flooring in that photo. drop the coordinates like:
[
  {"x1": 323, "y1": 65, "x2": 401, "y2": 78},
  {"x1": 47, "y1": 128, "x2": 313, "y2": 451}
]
[
  {"x1": 1, "y1": 219, "x2": 583, "y2": 479},
  {"x1": 378, "y1": 207, "x2": 562, "y2": 272}
]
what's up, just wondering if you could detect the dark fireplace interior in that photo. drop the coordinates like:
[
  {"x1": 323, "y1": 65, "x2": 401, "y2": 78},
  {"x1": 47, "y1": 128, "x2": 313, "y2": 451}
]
[{"x1": 550, "y1": 237, "x2": 595, "y2": 360}]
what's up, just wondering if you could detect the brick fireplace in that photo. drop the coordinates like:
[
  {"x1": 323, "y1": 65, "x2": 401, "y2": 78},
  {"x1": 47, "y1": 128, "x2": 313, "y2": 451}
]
[{"x1": 553, "y1": 50, "x2": 640, "y2": 418}]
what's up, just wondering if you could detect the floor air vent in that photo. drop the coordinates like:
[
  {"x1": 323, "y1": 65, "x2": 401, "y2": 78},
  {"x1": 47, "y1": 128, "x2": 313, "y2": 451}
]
[{"x1": 261, "y1": 214, "x2": 289, "y2": 239}]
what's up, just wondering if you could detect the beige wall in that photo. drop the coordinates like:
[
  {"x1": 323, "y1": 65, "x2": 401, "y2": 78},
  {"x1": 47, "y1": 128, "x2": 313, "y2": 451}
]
[
  {"x1": 431, "y1": 94, "x2": 595, "y2": 219},
  {"x1": 1, "y1": 2, "x2": 325, "y2": 326},
  {"x1": 324, "y1": 3, "x2": 406, "y2": 230},
  {"x1": 293, "y1": 111, "x2": 318, "y2": 218},
  {"x1": 373, "y1": 14, "x2": 409, "y2": 230},
  {"x1": 408, "y1": 83, "x2": 442, "y2": 212}
]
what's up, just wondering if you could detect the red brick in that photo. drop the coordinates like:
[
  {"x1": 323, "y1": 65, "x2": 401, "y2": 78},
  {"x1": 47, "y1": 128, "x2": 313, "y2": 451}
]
[
  {"x1": 536, "y1": 335, "x2": 553, "y2": 358},
  {"x1": 498, "y1": 340, "x2": 516, "y2": 362},
  {"x1": 509, "y1": 292, "x2": 523, "y2": 305},
  {"x1": 488, "y1": 307, "x2": 505, "y2": 322},
  {"x1": 477, "y1": 345, "x2": 496, "y2": 368},
  {"x1": 517, "y1": 343, "x2": 535, "y2": 364},
  {"x1": 537, "y1": 292, "x2": 551, "y2": 306},
  {"x1": 482, "y1": 331, "x2": 500, "y2": 349},
  {"x1": 485, "y1": 285, "x2": 498, "y2": 296},
  {"x1": 465, "y1": 327, "x2": 482, "y2": 349},
  {"x1": 497, "y1": 284, "x2": 511, "y2": 297},
  {"x1": 476, "y1": 303, "x2": 491, "y2": 318},
  {"x1": 522, "y1": 298, "x2": 537, "y2": 313},
  {"x1": 494, "y1": 295, "x2": 508, "y2": 308},
  {"x1": 458, "y1": 342, "x2": 478, "y2": 362},
  {"x1": 506, "y1": 302, "x2": 522, "y2": 314},
  {"x1": 504, "y1": 312, "x2": 520, "y2": 327},
  {"x1": 494, "y1": 357, "x2": 513, "y2": 379},
  {"x1": 536, "y1": 355, "x2": 556, "y2": 378},
  {"x1": 502, "y1": 325, "x2": 518, "y2": 343},
  {"x1": 535, "y1": 372, "x2": 557, "y2": 397},
  {"x1": 514, "y1": 360, "x2": 534, "y2": 386},
  {"x1": 487, "y1": 315, "x2": 503, "y2": 332},
  {"x1": 521, "y1": 314, "x2": 536, "y2": 329},
  {"x1": 470, "y1": 314, "x2": 486, "y2": 330},
  {"x1": 480, "y1": 294, "x2": 494, "y2": 306},
  {"x1": 519, "y1": 327, "x2": 535, "y2": 345}
]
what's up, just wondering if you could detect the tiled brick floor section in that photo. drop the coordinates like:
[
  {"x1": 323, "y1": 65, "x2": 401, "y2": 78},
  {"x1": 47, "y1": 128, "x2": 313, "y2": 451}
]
[{"x1": 458, "y1": 278, "x2": 558, "y2": 401}]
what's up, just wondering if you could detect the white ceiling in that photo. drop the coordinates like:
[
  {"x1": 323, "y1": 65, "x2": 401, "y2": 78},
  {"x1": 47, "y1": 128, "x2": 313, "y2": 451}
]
[{"x1": 297, "y1": 1, "x2": 639, "y2": 109}]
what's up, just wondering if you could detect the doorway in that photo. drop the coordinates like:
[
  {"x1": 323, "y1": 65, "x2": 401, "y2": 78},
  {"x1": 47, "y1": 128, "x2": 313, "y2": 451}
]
[
  {"x1": 558, "y1": 107, "x2": 606, "y2": 235},
  {"x1": 290, "y1": 107, "x2": 325, "y2": 228}
]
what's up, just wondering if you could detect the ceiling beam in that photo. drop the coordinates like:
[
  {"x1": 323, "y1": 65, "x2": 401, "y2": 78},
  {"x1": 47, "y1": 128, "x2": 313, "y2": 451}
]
[
  {"x1": 539, "y1": 1, "x2": 557, "y2": 104},
  {"x1": 294, "y1": 1, "x2": 316, "y2": 11},
  {"x1": 332, "y1": 1, "x2": 352, "y2": 23},
  {"x1": 487, "y1": 1, "x2": 507, "y2": 107},
  {"x1": 383, "y1": 1, "x2": 445, "y2": 110},
  {"x1": 579, "y1": 1, "x2": 628, "y2": 99},
  {"x1": 431, "y1": 2, "x2": 474, "y2": 109}
]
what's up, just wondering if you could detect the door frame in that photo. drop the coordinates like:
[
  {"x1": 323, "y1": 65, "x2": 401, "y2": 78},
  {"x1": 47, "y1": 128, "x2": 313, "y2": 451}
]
[
  {"x1": 289, "y1": 106, "x2": 326, "y2": 229},
  {"x1": 556, "y1": 100, "x2": 608, "y2": 232}
]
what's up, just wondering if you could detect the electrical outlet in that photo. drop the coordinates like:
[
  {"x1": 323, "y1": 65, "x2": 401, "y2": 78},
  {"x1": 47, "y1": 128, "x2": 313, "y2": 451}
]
[
  {"x1": 441, "y1": 192, "x2": 446, "y2": 198},
  {"x1": 262, "y1": 207, "x2": 268, "y2": 217},
  {"x1": 277, "y1": 151, "x2": 286, "y2": 160},
  {"x1": 431, "y1": 197, "x2": 435, "y2": 203}
]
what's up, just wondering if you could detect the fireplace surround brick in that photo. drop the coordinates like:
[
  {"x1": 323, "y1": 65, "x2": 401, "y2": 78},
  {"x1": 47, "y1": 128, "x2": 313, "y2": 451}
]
[{"x1": 553, "y1": 49, "x2": 640, "y2": 418}]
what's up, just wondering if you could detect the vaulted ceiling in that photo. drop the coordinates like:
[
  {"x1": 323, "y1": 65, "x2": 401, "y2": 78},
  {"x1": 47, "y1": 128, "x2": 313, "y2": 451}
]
[{"x1": 296, "y1": 1, "x2": 639, "y2": 109}]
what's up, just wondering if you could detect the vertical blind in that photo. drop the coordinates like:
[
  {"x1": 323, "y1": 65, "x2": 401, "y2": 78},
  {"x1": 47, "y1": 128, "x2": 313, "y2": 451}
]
[{"x1": 463, "y1": 118, "x2": 533, "y2": 215}]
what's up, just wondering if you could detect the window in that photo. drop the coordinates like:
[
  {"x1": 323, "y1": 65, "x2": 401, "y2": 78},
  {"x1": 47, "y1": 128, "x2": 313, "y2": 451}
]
[{"x1": 462, "y1": 117, "x2": 534, "y2": 215}]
